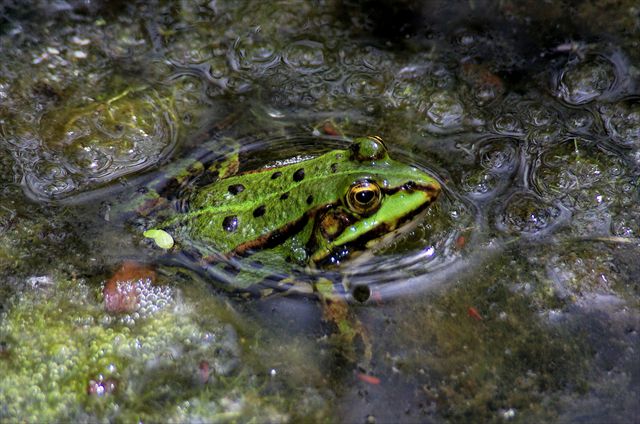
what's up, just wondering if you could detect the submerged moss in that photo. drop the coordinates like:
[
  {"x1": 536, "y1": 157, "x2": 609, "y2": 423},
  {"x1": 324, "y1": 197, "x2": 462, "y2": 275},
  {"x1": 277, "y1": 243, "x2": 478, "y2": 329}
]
[{"x1": 0, "y1": 275, "x2": 301, "y2": 422}]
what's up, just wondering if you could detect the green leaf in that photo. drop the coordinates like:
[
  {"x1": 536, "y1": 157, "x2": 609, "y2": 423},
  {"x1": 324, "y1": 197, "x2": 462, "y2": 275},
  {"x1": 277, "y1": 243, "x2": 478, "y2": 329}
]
[{"x1": 143, "y1": 229, "x2": 174, "y2": 249}]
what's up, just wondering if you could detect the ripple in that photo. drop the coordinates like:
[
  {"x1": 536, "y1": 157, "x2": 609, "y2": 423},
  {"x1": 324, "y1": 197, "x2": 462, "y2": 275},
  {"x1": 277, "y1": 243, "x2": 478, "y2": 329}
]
[
  {"x1": 611, "y1": 202, "x2": 639, "y2": 238},
  {"x1": 343, "y1": 72, "x2": 385, "y2": 98},
  {"x1": 491, "y1": 113, "x2": 524, "y2": 136},
  {"x1": 459, "y1": 138, "x2": 520, "y2": 200},
  {"x1": 565, "y1": 110, "x2": 597, "y2": 134},
  {"x1": 522, "y1": 101, "x2": 558, "y2": 128},
  {"x1": 25, "y1": 161, "x2": 76, "y2": 198},
  {"x1": 282, "y1": 40, "x2": 326, "y2": 74},
  {"x1": 534, "y1": 138, "x2": 628, "y2": 210},
  {"x1": 494, "y1": 192, "x2": 565, "y2": 236},
  {"x1": 510, "y1": 99, "x2": 564, "y2": 144},
  {"x1": 63, "y1": 144, "x2": 114, "y2": 177},
  {"x1": 600, "y1": 97, "x2": 640, "y2": 147},
  {"x1": 231, "y1": 35, "x2": 280, "y2": 72},
  {"x1": 478, "y1": 138, "x2": 519, "y2": 173},
  {"x1": 338, "y1": 191, "x2": 478, "y2": 301},
  {"x1": 146, "y1": 135, "x2": 474, "y2": 303},
  {"x1": 460, "y1": 171, "x2": 499, "y2": 198},
  {"x1": 555, "y1": 56, "x2": 616, "y2": 105},
  {"x1": 20, "y1": 86, "x2": 178, "y2": 201},
  {"x1": 423, "y1": 91, "x2": 466, "y2": 133}
]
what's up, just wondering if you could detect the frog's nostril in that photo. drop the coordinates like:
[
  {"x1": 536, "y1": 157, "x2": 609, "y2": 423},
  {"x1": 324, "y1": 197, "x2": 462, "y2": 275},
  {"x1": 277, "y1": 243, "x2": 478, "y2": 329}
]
[{"x1": 352, "y1": 284, "x2": 371, "y2": 303}]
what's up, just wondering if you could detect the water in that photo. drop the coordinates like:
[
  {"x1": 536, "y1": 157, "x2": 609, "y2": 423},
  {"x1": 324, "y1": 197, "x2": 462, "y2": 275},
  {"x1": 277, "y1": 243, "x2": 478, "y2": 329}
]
[{"x1": 1, "y1": 1, "x2": 639, "y2": 422}]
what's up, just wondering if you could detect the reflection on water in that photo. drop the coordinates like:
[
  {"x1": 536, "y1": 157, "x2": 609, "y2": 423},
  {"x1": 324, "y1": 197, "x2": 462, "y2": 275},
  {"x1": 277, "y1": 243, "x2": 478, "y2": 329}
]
[{"x1": 0, "y1": 1, "x2": 639, "y2": 422}]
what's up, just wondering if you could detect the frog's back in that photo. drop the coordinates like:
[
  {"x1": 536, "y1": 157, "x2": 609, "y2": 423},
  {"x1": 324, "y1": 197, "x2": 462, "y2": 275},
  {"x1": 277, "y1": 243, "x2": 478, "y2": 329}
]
[{"x1": 168, "y1": 149, "x2": 355, "y2": 254}]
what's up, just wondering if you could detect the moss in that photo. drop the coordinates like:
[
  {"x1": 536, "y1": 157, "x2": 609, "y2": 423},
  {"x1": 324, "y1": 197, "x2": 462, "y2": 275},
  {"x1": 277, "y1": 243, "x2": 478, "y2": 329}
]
[
  {"x1": 389, "y1": 249, "x2": 591, "y2": 422},
  {"x1": 0, "y1": 275, "x2": 299, "y2": 422}
]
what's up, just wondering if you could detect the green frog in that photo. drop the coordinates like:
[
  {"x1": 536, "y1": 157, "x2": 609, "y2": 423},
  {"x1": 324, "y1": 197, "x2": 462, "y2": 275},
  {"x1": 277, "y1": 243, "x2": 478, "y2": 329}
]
[
  {"x1": 137, "y1": 133, "x2": 441, "y2": 361},
  {"x1": 142, "y1": 135, "x2": 440, "y2": 285}
]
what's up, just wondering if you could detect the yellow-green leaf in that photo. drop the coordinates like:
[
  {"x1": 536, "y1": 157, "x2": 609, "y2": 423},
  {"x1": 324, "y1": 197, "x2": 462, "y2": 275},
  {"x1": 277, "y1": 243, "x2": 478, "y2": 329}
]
[{"x1": 143, "y1": 229, "x2": 174, "y2": 249}]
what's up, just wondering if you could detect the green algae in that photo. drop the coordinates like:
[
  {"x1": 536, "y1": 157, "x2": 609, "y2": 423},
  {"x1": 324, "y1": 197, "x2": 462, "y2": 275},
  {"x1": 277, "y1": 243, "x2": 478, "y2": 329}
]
[{"x1": 0, "y1": 275, "x2": 299, "y2": 422}]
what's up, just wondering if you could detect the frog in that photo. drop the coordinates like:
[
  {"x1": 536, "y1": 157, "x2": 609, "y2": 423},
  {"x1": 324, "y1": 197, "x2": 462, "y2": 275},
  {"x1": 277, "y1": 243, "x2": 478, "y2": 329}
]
[
  {"x1": 142, "y1": 136, "x2": 440, "y2": 281},
  {"x1": 136, "y1": 132, "x2": 441, "y2": 362}
]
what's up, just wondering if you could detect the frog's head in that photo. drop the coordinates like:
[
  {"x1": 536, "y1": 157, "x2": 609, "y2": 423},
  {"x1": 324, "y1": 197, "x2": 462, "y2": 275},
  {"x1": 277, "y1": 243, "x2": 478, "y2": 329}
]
[{"x1": 309, "y1": 136, "x2": 441, "y2": 266}]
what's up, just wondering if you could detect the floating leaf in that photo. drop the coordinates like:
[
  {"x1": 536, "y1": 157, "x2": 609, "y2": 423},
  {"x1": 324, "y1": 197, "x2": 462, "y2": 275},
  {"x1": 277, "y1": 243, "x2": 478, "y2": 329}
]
[{"x1": 143, "y1": 229, "x2": 174, "y2": 249}]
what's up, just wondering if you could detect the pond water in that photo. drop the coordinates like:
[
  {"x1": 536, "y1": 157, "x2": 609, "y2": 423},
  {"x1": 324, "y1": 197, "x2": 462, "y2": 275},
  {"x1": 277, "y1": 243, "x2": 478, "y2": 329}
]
[{"x1": 1, "y1": 1, "x2": 639, "y2": 422}]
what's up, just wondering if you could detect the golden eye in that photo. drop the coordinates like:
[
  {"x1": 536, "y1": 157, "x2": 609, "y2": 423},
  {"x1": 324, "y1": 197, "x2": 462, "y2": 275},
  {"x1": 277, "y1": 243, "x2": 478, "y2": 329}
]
[{"x1": 346, "y1": 180, "x2": 382, "y2": 215}]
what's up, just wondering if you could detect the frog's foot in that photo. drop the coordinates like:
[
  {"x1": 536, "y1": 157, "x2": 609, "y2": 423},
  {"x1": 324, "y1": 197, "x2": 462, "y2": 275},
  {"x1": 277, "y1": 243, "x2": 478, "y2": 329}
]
[
  {"x1": 315, "y1": 279, "x2": 372, "y2": 367},
  {"x1": 136, "y1": 196, "x2": 171, "y2": 217}
]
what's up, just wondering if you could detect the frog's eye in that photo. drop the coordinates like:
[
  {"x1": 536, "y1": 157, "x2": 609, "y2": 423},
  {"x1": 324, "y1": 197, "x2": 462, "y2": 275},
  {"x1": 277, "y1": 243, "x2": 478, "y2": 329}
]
[
  {"x1": 346, "y1": 180, "x2": 382, "y2": 215},
  {"x1": 350, "y1": 136, "x2": 388, "y2": 161}
]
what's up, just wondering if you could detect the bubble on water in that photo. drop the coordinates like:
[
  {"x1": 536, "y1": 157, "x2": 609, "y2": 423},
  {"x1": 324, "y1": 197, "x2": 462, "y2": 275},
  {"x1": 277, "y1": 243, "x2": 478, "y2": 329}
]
[
  {"x1": 555, "y1": 56, "x2": 616, "y2": 105},
  {"x1": 423, "y1": 91, "x2": 465, "y2": 133},
  {"x1": 343, "y1": 72, "x2": 384, "y2": 98},
  {"x1": 25, "y1": 161, "x2": 76, "y2": 197},
  {"x1": 491, "y1": 113, "x2": 524, "y2": 136},
  {"x1": 534, "y1": 139, "x2": 626, "y2": 210},
  {"x1": 523, "y1": 102, "x2": 557, "y2": 128},
  {"x1": 231, "y1": 35, "x2": 280, "y2": 72},
  {"x1": 19, "y1": 86, "x2": 178, "y2": 201},
  {"x1": 389, "y1": 80, "x2": 414, "y2": 101},
  {"x1": 360, "y1": 45, "x2": 391, "y2": 68},
  {"x1": 527, "y1": 126, "x2": 562, "y2": 145},
  {"x1": 460, "y1": 171, "x2": 498, "y2": 198},
  {"x1": 600, "y1": 98, "x2": 640, "y2": 146},
  {"x1": 565, "y1": 110, "x2": 596, "y2": 134},
  {"x1": 64, "y1": 144, "x2": 113, "y2": 176},
  {"x1": 283, "y1": 40, "x2": 326, "y2": 74},
  {"x1": 478, "y1": 138, "x2": 518, "y2": 173},
  {"x1": 611, "y1": 207, "x2": 639, "y2": 238},
  {"x1": 494, "y1": 192, "x2": 564, "y2": 236},
  {"x1": 460, "y1": 138, "x2": 519, "y2": 199}
]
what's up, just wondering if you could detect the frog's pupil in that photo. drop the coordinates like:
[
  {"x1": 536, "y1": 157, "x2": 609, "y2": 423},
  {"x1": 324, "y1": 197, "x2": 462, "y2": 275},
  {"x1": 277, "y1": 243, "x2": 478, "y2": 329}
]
[
  {"x1": 356, "y1": 190, "x2": 374, "y2": 204},
  {"x1": 222, "y1": 215, "x2": 238, "y2": 232}
]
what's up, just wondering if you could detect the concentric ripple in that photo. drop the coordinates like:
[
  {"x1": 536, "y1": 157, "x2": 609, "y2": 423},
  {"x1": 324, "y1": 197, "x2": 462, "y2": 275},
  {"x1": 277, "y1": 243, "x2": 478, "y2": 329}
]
[
  {"x1": 155, "y1": 135, "x2": 476, "y2": 303},
  {"x1": 600, "y1": 97, "x2": 640, "y2": 147},
  {"x1": 282, "y1": 40, "x2": 327, "y2": 74},
  {"x1": 555, "y1": 55, "x2": 616, "y2": 105},
  {"x1": 460, "y1": 137, "x2": 520, "y2": 200},
  {"x1": 493, "y1": 191, "x2": 567, "y2": 237},
  {"x1": 13, "y1": 86, "x2": 178, "y2": 201}
]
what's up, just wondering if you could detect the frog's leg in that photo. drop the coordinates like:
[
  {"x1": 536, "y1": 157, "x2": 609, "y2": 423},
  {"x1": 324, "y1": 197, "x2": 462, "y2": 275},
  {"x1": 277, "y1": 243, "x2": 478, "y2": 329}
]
[
  {"x1": 314, "y1": 277, "x2": 372, "y2": 366},
  {"x1": 202, "y1": 136, "x2": 240, "y2": 180}
]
